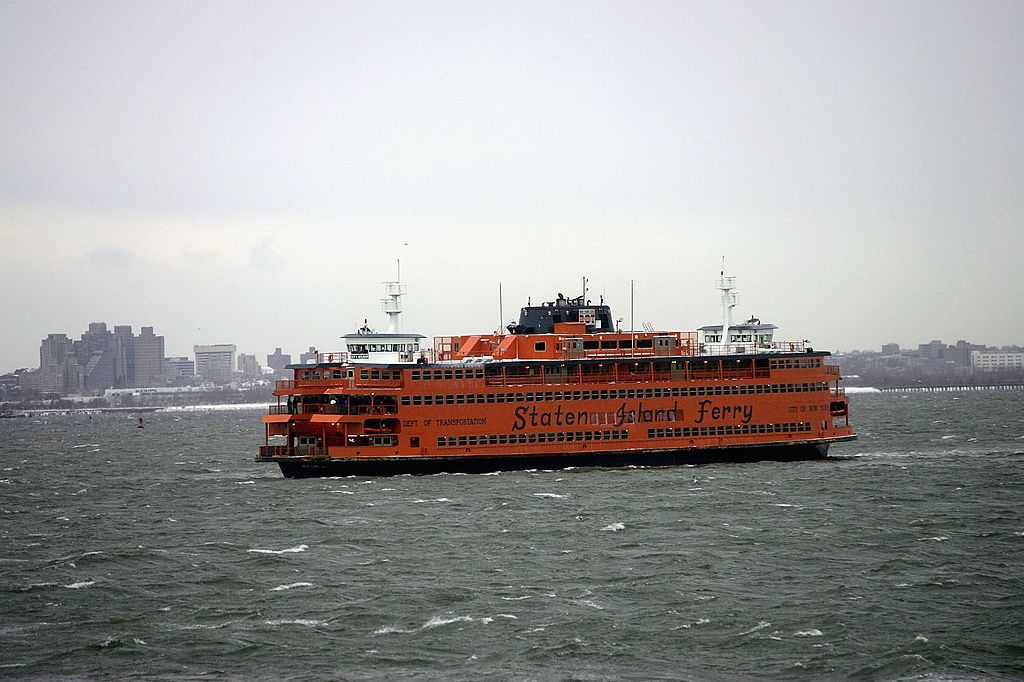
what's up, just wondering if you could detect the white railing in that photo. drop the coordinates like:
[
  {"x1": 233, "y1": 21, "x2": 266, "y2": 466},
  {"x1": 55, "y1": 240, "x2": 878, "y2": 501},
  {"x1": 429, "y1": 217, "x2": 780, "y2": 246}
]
[{"x1": 701, "y1": 340, "x2": 806, "y2": 356}]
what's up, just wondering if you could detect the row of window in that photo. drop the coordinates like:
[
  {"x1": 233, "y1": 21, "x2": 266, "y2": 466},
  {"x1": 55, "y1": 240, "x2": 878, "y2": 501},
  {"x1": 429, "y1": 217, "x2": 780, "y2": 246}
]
[
  {"x1": 400, "y1": 382, "x2": 829, "y2": 406},
  {"x1": 299, "y1": 368, "x2": 407, "y2": 381},
  {"x1": 348, "y1": 344, "x2": 419, "y2": 353},
  {"x1": 303, "y1": 361, "x2": 821, "y2": 383},
  {"x1": 647, "y1": 422, "x2": 813, "y2": 439},
  {"x1": 411, "y1": 368, "x2": 486, "y2": 381},
  {"x1": 769, "y1": 358, "x2": 821, "y2": 369},
  {"x1": 438, "y1": 430, "x2": 630, "y2": 448}
]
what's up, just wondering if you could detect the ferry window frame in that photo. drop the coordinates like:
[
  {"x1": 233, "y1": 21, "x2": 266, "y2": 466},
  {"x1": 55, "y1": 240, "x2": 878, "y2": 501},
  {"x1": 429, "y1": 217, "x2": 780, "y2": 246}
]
[{"x1": 535, "y1": 341, "x2": 546, "y2": 352}]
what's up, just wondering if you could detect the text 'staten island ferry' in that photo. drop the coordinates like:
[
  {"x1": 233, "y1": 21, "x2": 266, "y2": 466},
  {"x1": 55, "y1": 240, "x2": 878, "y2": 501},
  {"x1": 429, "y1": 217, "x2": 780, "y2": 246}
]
[{"x1": 257, "y1": 274, "x2": 855, "y2": 477}]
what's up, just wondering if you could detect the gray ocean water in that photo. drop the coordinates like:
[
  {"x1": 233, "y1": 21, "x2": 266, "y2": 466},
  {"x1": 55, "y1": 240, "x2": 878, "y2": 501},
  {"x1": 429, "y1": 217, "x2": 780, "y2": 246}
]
[{"x1": 1, "y1": 391, "x2": 1022, "y2": 680}]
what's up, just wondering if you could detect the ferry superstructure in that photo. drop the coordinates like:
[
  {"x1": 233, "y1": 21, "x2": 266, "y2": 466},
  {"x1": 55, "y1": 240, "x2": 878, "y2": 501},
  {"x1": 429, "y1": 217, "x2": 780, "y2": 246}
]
[{"x1": 257, "y1": 277, "x2": 855, "y2": 477}]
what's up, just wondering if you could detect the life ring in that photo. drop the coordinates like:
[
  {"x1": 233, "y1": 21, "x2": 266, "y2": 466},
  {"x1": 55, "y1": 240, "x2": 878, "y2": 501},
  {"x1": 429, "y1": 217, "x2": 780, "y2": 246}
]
[{"x1": 328, "y1": 354, "x2": 335, "y2": 362}]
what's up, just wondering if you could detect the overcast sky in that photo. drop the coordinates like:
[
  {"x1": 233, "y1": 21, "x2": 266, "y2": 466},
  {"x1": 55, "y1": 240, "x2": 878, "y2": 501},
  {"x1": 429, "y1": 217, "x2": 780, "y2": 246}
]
[{"x1": 2, "y1": 1, "x2": 1022, "y2": 370}]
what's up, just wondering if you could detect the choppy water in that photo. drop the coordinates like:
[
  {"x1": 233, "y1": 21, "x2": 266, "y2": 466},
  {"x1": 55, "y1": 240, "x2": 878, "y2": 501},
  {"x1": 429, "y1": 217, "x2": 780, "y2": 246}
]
[{"x1": 1, "y1": 392, "x2": 1022, "y2": 679}]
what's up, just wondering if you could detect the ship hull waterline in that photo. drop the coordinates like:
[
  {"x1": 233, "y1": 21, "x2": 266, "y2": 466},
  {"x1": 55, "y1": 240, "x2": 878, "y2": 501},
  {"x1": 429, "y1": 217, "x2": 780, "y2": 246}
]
[{"x1": 262, "y1": 437, "x2": 855, "y2": 478}]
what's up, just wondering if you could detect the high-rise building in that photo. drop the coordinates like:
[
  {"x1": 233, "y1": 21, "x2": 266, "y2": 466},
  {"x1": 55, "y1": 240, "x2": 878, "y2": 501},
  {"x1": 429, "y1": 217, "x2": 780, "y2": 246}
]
[
  {"x1": 267, "y1": 347, "x2": 291, "y2": 373},
  {"x1": 237, "y1": 353, "x2": 261, "y2": 378},
  {"x1": 112, "y1": 325, "x2": 134, "y2": 388},
  {"x1": 75, "y1": 323, "x2": 116, "y2": 394},
  {"x1": 300, "y1": 346, "x2": 318, "y2": 364},
  {"x1": 194, "y1": 344, "x2": 236, "y2": 382},
  {"x1": 24, "y1": 323, "x2": 168, "y2": 395},
  {"x1": 134, "y1": 327, "x2": 165, "y2": 387}
]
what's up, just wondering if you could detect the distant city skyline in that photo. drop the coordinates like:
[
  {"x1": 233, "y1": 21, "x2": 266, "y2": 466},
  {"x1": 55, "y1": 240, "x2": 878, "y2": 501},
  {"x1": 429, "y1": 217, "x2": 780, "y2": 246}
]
[
  {"x1": 3, "y1": 2, "x2": 1022, "y2": 370},
  {"x1": 6, "y1": 313, "x2": 1020, "y2": 378}
]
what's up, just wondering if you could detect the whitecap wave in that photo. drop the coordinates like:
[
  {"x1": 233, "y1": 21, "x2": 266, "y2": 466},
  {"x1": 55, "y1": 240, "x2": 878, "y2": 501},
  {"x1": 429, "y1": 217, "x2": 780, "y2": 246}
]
[
  {"x1": 600, "y1": 522, "x2": 625, "y2": 531},
  {"x1": 422, "y1": 615, "x2": 473, "y2": 629},
  {"x1": 375, "y1": 614, "x2": 475, "y2": 635},
  {"x1": 263, "y1": 619, "x2": 325, "y2": 626},
  {"x1": 794, "y1": 629, "x2": 823, "y2": 637},
  {"x1": 673, "y1": 617, "x2": 710, "y2": 630},
  {"x1": 533, "y1": 493, "x2": 566, "y2": 498},
  {"x1": 271, "y1": 582, "x2": 313, "y2": 591},
  {"x1": 248, "y1": 544, "x2": 309, "y2": 555},
  {"x1": 63, "y1": 580, "x2": 95, "y2": 589},
  {"x1": 739, "y1": 620, "x2": 771, "y2": 635}
]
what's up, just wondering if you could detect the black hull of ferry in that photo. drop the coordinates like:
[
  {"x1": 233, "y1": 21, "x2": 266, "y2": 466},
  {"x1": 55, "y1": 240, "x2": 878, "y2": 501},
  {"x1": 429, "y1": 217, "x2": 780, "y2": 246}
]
[{"x1": 267, "y1": 439, "x2": 853, "y2": 478}]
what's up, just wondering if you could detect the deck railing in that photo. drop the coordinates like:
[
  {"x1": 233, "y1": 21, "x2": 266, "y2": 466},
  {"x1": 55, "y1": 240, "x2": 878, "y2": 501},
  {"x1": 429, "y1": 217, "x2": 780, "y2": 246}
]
[{"x1": 701, "y1": 341, "x2": 807, "y2": 356}]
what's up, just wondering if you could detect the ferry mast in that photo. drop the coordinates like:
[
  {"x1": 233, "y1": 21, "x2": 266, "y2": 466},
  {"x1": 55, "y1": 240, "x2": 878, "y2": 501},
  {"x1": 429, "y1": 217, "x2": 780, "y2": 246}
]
[{"x1": 717, "y1": 269, "x2": 737, "y2": 353}]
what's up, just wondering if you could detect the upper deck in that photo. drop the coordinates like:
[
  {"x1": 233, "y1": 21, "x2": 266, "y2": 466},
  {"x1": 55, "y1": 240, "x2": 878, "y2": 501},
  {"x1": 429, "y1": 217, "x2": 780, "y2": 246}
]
[{"x1": 274, "y1": 350, "x2": 839, "y2": 397}]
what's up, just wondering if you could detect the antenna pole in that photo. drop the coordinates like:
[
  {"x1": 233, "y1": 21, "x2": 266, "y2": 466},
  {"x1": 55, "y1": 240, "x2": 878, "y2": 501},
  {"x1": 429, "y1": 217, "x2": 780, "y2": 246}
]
[
  {"x1": 499, "y1": 282, "x2": 504, "y2": 334},
  {"x1": 630, "y1": 279, "x2": 635, "y2": 358}
]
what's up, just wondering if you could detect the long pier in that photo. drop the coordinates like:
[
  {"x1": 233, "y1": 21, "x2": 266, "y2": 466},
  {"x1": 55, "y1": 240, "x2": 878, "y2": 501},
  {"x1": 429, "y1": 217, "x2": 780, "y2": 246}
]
[{"x1": 877, "y1": 383, "x2": 1024, "y2": 393}]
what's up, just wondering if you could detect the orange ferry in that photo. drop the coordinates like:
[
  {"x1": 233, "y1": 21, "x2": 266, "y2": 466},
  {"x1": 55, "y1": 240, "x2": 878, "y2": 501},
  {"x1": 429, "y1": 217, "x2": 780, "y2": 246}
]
[{"x1": 257, "y1": 275, "x2": 855, "y2": 477}]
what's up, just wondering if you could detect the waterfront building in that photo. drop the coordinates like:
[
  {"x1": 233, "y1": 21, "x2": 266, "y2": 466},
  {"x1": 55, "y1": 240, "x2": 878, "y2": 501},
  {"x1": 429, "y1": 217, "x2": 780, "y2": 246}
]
[
  {"x1": 194, "y1": 344, "x2": 236, "y2": 382},
  {"x1": 971, "y1": 350, "x2": 1024, "y2": 371},
  {"x1": 299, "y1": 346, "x2": 318, "y2": 364},
  {"x1": 164, "y1": 356, "x2": 195, "y2": 378}
]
